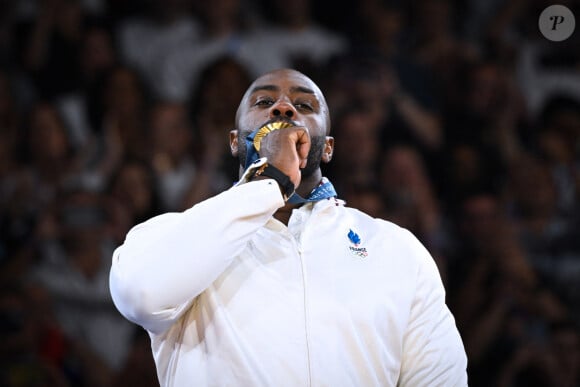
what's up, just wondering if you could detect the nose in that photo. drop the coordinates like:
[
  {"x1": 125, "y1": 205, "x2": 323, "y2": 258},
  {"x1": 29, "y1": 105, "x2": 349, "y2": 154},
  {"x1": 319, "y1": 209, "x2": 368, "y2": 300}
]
[{"x1": 270, "y1": 100, "x2": 296, "y2": 119}]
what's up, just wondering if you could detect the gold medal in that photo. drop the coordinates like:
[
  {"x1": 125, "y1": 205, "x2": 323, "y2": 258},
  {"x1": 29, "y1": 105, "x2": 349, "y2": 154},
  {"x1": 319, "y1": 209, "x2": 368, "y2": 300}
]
[{"x1": 253, "y1": 121, "x2": 293, "y2": 151}]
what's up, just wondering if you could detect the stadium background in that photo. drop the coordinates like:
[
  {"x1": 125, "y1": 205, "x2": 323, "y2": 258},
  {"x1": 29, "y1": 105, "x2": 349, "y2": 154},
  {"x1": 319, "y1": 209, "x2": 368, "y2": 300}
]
[{"x1": 0, "y1": 0, "x2": 579, "y2": 385}]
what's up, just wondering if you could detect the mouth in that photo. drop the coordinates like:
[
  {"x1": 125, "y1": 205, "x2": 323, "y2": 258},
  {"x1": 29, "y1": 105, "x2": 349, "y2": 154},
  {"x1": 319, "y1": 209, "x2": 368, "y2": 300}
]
[
  {"x1": 260, "y1": 117, "x2": 297, "y2": 130},
  {"x1": 259, "y1": 121, "x2": 294, "y2": 132}
]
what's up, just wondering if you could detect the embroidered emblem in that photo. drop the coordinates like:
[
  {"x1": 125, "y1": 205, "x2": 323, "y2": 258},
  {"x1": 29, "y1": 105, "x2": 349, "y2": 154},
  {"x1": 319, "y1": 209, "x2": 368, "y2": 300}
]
[{"x1": 347, "y1": 229, "x2": 368, "y2": 258}]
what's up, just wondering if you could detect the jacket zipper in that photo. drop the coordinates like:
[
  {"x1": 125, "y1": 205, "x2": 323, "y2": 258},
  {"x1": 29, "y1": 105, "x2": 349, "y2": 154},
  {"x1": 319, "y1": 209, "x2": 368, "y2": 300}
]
[{"x1": 296, "y1": 241, "x2": 312, "y2": 387}]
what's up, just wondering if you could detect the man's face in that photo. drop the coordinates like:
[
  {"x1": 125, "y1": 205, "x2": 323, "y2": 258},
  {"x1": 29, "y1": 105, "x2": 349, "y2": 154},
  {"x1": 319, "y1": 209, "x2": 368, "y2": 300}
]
[{"x1": 232, "y1": 69, "x2": 332, "y2": 178}]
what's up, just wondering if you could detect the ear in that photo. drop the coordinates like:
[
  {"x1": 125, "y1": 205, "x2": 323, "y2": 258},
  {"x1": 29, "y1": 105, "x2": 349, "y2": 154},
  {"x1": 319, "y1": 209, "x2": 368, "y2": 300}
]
[
  {"x1": 321, "y1": 136, "x2": 334, "y2": 163},
  {"x1": 229, "y1": 129, "x2": 239, "y2": 157}
]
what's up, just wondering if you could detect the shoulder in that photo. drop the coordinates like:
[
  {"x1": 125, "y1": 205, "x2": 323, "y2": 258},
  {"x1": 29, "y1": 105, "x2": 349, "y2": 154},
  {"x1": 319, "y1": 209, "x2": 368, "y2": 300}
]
[
  {"x1": 341, "y1": 205, "x2": 438, "y2": 271},
  {"x1": 342, "y1": 205, "x2": 417, "y2": 243}
]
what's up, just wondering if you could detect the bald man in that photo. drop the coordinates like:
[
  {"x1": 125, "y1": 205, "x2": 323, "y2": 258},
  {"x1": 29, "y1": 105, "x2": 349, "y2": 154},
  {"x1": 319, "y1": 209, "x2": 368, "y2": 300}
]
[{"x1": 110, "y1": 69, "x2": 468, "y2": 386}]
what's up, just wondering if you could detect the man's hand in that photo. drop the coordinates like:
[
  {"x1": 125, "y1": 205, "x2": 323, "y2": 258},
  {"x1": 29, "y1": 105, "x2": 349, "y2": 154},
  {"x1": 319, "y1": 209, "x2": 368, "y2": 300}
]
[{"x1": 257, "y1": 126, "x2": 310, "y2": 189}]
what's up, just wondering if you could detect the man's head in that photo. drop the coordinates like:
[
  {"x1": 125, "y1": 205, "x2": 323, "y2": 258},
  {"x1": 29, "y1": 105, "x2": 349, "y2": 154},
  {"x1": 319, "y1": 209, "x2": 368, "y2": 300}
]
[{"x1": 230, "y1": 69, "x2": 333, "y2": 178}]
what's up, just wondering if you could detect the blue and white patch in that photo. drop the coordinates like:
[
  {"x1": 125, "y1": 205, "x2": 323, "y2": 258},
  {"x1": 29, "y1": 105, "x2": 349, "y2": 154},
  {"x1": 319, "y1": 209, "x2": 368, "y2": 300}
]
[{"x1": 347, "y1": 229, "x2": 368, "y2": 258}]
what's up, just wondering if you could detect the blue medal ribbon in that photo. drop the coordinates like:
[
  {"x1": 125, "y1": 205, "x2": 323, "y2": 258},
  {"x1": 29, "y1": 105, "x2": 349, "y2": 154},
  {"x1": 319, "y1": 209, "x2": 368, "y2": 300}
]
[
  {"x1": 287, "y1": 178, "x2": 337, "y2": 204},
  {"x1": 244, "y1": 128, "x2": 262, "y2": 170}
]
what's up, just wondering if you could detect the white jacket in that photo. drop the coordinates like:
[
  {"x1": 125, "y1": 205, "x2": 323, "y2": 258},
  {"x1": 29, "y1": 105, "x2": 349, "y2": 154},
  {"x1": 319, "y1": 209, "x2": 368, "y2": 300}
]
[{"x1": 110, "y1": 179, "x2": 467, "y2": 387}]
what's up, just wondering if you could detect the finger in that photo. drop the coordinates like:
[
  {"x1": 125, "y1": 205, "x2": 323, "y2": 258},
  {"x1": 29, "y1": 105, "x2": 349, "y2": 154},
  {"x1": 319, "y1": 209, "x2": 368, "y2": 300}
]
[
  {"x1": 294, "y1": 128, "x2": 311, "y2": 161},
  {"x1": 297, "y1": 147, "x2": 308, "y2": 169}
]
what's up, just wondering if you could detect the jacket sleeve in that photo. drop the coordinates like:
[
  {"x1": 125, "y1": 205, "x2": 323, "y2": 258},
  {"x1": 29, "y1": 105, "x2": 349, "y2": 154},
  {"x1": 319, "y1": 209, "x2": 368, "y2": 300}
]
[
  {"x1": 398, "y1": 230, "x2": 468, "y2": 387},
  {"x1": 109, "y1": 179, "x2": 284, "y2": 334}
]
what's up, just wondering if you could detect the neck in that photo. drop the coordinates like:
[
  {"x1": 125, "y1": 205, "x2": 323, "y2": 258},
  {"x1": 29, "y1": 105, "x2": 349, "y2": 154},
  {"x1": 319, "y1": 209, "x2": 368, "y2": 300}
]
[{"x1": 295, "y1": 169, "x2": 323, "y2": 199}]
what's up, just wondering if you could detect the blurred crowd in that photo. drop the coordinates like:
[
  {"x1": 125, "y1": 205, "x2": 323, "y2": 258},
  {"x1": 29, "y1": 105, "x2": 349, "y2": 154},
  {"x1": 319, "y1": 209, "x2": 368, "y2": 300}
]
[{"x1": 0, "y1": 0, "x2": 579, "y2": 386}]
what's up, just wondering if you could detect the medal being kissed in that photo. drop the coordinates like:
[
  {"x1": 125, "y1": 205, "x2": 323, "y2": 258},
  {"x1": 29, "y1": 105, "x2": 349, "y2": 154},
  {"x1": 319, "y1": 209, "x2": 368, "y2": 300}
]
[{"x1": 253, "y1": 121, "x2": 294, "y2": 151}]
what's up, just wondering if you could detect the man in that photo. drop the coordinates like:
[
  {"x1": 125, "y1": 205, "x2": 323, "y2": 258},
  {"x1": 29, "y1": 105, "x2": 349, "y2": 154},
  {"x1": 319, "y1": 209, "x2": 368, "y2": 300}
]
[{"x1": 109, "y1": 69, "x2": 468, "y2": 386}]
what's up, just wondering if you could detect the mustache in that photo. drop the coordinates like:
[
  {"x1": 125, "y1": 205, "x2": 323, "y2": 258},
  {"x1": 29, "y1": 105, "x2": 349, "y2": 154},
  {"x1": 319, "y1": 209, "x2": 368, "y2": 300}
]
[{"x1": 259, "y1": 116, "x2": 298, "y2": 129}]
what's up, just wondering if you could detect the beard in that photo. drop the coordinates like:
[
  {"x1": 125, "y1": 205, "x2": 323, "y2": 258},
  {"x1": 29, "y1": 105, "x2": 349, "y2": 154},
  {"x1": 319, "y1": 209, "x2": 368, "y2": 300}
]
[
  {"x1": 301, "y1": 135, "x2": 325, "y2": 178},
  {"x1": 237, "y1": 131, "x2": 325, "y2": 179}
]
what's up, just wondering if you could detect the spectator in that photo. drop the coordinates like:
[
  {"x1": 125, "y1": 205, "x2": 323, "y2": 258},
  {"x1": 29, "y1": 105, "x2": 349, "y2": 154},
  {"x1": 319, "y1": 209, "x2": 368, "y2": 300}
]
[
  {"x1": 182, "y1": 56, "x2": 253, "y2": 207},
  {"x1": 406, "y1": 0, "x2": 479, "y2": 95},
  {"x1": 437, "y1": 143, "x2": 500, "y2": 210},
  {"x1": 116, "y1": 0, "x2": 200, "y2": 97},
  {"x1": 28, "y1": 187, "x2": 138, "y2": 374},
  {"x1": 161, "y1": 0, "x2": 347, "y2": 103},
  {"x1": 148, "y1": 101, "x2": 198, "y2": 212},
  {"x1": 547, "y1": 319, "x2": 580, "y2": 387},
  {"x1": 379, "y1": 145, "x2": 449, "y2": 278},
  {"x1": 57, "y1": 19, "x2": 119, "y2": 152},
  {"x1": 158, "y1": 0, "x2": 256, "y2": 102},
  {"x1": 447, "y1": 191, "x2": 567, "y2": 387},
  {"x1": 8, "y1": 101, "x2": 81, "y2": 218},
  {"x1": 0, "y1": 282, "x2": 69, "y2": 387},
  {"x1": 106, "y1": 159, "x2": 161, "y2": 234},
  {"x1": 505, "y1": 154, "x2": 580, "y2": 324},
  {"x1": 515, "y1": 32, "x2": 580, "y2": 118},
  {"x1": 324, "y1": 53, "x2": 442, "y2": 158},
  {"x1": 19, "y1": 0, "x2": 88, "y2": 100},
  {"x1": 497, "y1": 319, "x2": 580, "y2": 387},
  {"x1": 249, "y1": 0, "x2": 348, "y2": 76},
  {"x1": 83, "y1": 64, "x2": 153, "y2": 188},
  {"x1": 324, "y1": 107, "x2": 382, "y2": 195},
  {"x1": 346, "y1": 0, "x2": 444, "y2": 156},
  {"x1": 534, "y1": 94, "x2": 580, "y2": 213},
  {"x1": 437, "y1": 57, "x2": 530, "y2": 201},
  {"x1": 496, "y1": 342, "x2": 560, "y2": 387}
]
